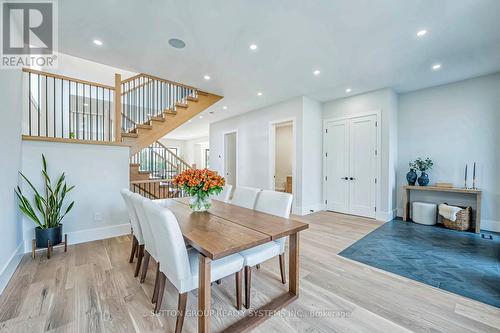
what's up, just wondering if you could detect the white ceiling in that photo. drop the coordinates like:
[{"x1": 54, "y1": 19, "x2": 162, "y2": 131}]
[{"x1": 59, "y1": 0, "x2": 500, "y2": 140}]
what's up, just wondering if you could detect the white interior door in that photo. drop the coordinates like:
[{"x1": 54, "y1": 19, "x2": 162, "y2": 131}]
[
  {"x1": 325, "y1": 115, "x2": 377, "y2": 218},
  {"x1": 325, "y1": 120, "x2": 349, "y2": 213},
  {"x1": 224, "y1": 132, "x2": 237, "y2": 186},
  {"x1": 348, "y1": 115, "x2": 377, "y2": 218}
]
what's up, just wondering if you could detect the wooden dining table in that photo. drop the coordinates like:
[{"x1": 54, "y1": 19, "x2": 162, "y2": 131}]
[{"x1": 157, "y1": 197, "x2": 309, "y2": 333}]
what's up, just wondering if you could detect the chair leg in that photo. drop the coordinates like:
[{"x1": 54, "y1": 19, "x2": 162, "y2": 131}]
[
  {"x1": 154, "y1": 272, "x2": 166, "y2": 313},
  {"x1": 175, "y1": 292, "x2": 188, "y2": 333},
  {"x1": 279, "y1": 254, "x2": 286, "y2": 284},
  {"x1": 140, "y1": 250, "x2": 150, "y2": 283},
  {"x1": 129, "y1": 236, "x2": 137, "y2": 263},
  {"x1": 152, "y1": 262, "x2": 160, "y2": 304},
  {"x1": 244, "y1": 266, "x2": 251, "y2": 309},
  {"x1": 236, "y1": 269, "x2": 242, "y2": 310},
  {"x1": 216, "y1": 279, "x2": 221, "y2": 285},
  {"x1": 256, "y1": 264, "x2": 261, "y2": 269},
  {"x1": 134, "y1": 245, "x2": 144, "y2": 277}
]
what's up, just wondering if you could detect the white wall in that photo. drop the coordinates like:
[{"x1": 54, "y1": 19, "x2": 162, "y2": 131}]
[
  {"x1": 45, "y1": 52, "x2": 137, "y2": 85},
  {"x1": 20, "y1": 141, "x2": 130, "y2": 250},
  {"x1": 397, "y1": 73, "x2": 500, "y2": 232},
  {"x1": 0, "y1": 70, "x2": 24, "y2": 294},
  {"x1": 302, "y1": 97, "x2": 324, "y2": 213},
  {"x1": 210, "y1": 96, "x2": 324, "y2": 214},
  {"x1": 322, "y1": 88, "x2": 398, "y2": 221}
]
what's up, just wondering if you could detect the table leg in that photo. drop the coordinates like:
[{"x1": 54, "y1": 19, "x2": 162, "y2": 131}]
[
  {"x1": 289, "y1": 232, "x2": 299, "y2": 295},
  {"x1": 199, "y1": 254, "x2": 211, "y2": 333},
  {"x1": 403, "y1": 189, "x2": 410, "y2": 221}
]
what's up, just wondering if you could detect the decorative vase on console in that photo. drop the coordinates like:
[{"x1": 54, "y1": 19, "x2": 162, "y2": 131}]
[
  {"x1": 406, "y1": 162, "x2": 418, "y2": 185},
  {"x1": 413, "y1": 157, "x2": 434, "y2": 186}
]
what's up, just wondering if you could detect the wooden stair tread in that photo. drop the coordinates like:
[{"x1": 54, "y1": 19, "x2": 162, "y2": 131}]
[
  {"x1": 136, "y1": 124, "x2": 153, "y2": 130},
  {"x1": 151, "y1": 116, "x2": 165, "y2": 122},
  {"x1": 197, "y1": 90, "x2": 209, "y2": 96},
  {"x1": 175, "y1": 102, "x2": 188, "y2": 109},
  {"x1": 164, "y1": 110, "x2": 177, "y2": 116},
  {"x1": 129, "y1": 163, "x2": 140, "y2": 167},
  {"x1": 187, "y1": 96, "x2": 199, "y2": 102},
  {"x1": 122, "y1": 132, "x2": 138, "y2": 138}
]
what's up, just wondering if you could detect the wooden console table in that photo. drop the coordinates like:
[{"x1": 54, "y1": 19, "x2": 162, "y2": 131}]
[{"x1": 402, "y1": 185, "x2": 482, "y2": 233}]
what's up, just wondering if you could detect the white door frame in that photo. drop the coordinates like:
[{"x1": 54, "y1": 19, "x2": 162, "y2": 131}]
[
  {"x1": 268, "y1": 117, "x2": 296, "y2": 196},
  {"x1": 223, "y1": 130, "x2": 238, "y2": 186},
  {"x1": 323, "y1": 110, "x2": 381, "y2": 219}
]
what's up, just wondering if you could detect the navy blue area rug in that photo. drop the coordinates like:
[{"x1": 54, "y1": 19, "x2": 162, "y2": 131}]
[{"x1": 339, "y1": 219, "x2": 500, "y2": 308}]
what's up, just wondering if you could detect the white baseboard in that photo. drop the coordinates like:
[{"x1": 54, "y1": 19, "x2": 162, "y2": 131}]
[
  {"x1": 481, "y1": 219, "x2": 500, "y2": 233},
  {"x1": 396, "y1": 208, "x2": 500, "y2": 233},
  {"x1": 23, "y1": 223, "x2": 131, "y2": 253},
  {"x1": 0, "y1": 242, "x2": 24, "y2": 294},
  {"x1": 294, "y1": 203, "x2": 325, "y2": 216},
  {"x1": 376, "y1": 209, "x2": 397, "y2": 222}
]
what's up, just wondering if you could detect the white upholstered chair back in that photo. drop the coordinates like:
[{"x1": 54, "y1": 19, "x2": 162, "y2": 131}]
[
  {"x1": 143, "y1": 199, "x2": 192, "y2": 292},
  {"x1": 130, "y1": 194, "x2": 157, "y2": 259},
  {"x1": 230, "y1": 186, "x2": 261, "y2": 209},
  {"x1": 211, "y1": 184, "x2": 233, "y2": 203},
  {"x1": 254, "y1": 190, "x2": 293, "y2": 218},
  {"x1": 120, "y1": 189, "x2": 144, "y2": 244},
  {"x1": 255, "y1": 190, "x2": 293, "y2": 253}
]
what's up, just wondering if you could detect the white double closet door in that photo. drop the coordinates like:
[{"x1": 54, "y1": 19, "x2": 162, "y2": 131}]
[{"x1": 325, "y1": 114, "x2": 377, "y2": 218}]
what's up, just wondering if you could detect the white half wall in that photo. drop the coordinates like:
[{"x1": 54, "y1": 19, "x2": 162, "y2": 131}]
[
  {"x1": 20, "y1": 141, "x2": 131, "y2": 251},
  {"x1": 397, "y1": 73, "x2": 500, "y2": 232},
  {"x1": 0, "y1": 70, "x2": 24, "y2": 294},
  {"x1": 322, "y1": 88, "x2": 398, "y2": 221}
]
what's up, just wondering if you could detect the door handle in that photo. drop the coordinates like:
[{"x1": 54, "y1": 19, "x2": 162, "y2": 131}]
[
  {"x1": 349, "y1": 177, "x2": 356, "y2": 180},
  {"x1": 340, "y1": 177, "x2": 348, "y2": 180}
]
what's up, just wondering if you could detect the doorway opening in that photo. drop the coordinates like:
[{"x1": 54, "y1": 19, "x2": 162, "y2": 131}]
[
  {"x1": 270, "y1": 120, "x2": 294, "y2": 194},
  {"x1": 224, "y1": 131, "x2": 237, "y2": 186}
]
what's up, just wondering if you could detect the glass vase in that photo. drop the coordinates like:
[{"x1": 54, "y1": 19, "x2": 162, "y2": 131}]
[{"x1": 189, "y1": 193, "x2": 212, "y2": 212}]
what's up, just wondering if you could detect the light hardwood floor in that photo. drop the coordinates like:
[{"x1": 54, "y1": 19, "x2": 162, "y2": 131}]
[{"x1": 0, "y1": 212, "x2": 499, "y2": 332}]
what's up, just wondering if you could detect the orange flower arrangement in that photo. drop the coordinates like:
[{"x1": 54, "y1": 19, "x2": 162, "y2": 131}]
[{"x1": 173, "y1": 169, "x2": 225, "y2": 211}]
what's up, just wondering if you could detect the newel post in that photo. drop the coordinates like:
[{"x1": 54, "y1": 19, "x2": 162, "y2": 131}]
[{"x1": 114, "y1": 73, "x2": 122, "y2": 142}]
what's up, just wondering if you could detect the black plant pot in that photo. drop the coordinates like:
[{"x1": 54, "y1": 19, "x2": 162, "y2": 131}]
[{"x1": 35, "y1": 224, "x2": 63, "y2": 248}]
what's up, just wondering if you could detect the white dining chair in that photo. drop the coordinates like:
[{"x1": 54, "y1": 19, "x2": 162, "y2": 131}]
[
  {"x1": 230, "y1": 186, "x2": 261, "y2": 209},
  {"x1": 120, "y1": 189, "x2": 145, "y2": 276},
  {"x1": 130, "y1": 193, "x2": 162, "y2": 306},
  {"x1": 142, "y1": 199, "x2": 245, "y2": 331},
  {"x1": 239, "y1": 190, "x2": 293, "y2": 309},
  {"x1": 210, "y1": 184, "x2": 233, "y2": 203}
]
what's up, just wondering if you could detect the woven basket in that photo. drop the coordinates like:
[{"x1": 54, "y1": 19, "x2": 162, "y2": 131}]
[{"x1": 442, "y1": 206, "x2": 472, "y2": 231}]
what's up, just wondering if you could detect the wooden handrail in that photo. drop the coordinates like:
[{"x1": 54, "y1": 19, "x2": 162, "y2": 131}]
[
  {"x1": 122, "y1": 72, "x2": 197, "y2": 91},
  {"x1": 156, "y1": 141, "x2": 193, "y2": 169},
  {"x1": 130, "y1": 178, "x2": 173, "y2": 184},
  {"x1": 121, "y1": 77, "x2": 154, "y2": 95},
  {"x1": 22, "y1": 67, "x2": 115, "y2": 90}
]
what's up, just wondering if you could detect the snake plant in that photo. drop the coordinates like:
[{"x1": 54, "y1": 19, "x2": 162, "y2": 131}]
[{"x1": 15, "y1": 155, "x2": 75, "y2": 229}]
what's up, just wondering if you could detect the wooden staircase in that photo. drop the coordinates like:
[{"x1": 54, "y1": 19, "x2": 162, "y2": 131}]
[{"x1": 118, "y1": 74, "x2": 222, "y2": 155}]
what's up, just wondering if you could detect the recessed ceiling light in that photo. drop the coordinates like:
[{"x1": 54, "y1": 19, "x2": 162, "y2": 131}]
[
  {"x1": 93, "y1": 39, "x2": 103, "y2": 46},
  {"x1": 345, "y1": 88, "x2": 352, "y2": 93},
  {"x1": 313, "y1": 70, "x2": 321, "y2": 76},
  {"x1": 222, "y1": 106, "x2": 227, "y2": 110},
  {"x1": 417, "y1": 29, "x2": 428, "y2": 37},
  {"x1": 249, "y1": 44, "x2": 258, "y2": 51},
  {"x1": 257, "y1": 92, "x2": 263, "y2": 96},
  {"x1": 199, "y1": 115, "x2": 204, "y2": 119},
  {"x1": 203, "y1": 75, "x2": 211, "y2": 80},
  {"x1": 432, "y1": 63, "x2": 442, "y2": 71},
  {"x1": 168, "y1": 38, "x2": 186, "y2": 49}
]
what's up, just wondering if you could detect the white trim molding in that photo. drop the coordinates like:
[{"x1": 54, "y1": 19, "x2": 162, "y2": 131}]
[
  {"x1": 0, "y1": 242, "x2": 24, "y2": 294},
  {"x1": 23, "y1": 223, "x2": 131, "y2": 253}
]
